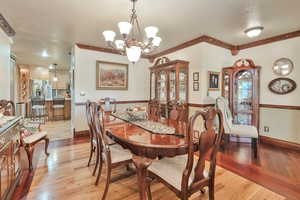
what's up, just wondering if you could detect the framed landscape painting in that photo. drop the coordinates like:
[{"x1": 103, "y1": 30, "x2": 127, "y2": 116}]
[{"x1": 96, "y1": 61, "x2": 128, "y2": 90}]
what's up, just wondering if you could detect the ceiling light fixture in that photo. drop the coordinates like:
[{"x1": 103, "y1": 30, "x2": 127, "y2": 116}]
[
  {"x1": 53, "y1": 63, "x2": 58, "y2": 82},
  {"x1": 42, "y1": 50, "x2": 49, "y2": 57},
  {"x1": 102, "y1": 0, "x2": 162, "y2": 63},
  {"x1": 245, "y1": 26, "x2": 264, "y2": 38},
  {"x1": 49, "y1": 65, "x2": 54, "y2": 70}
]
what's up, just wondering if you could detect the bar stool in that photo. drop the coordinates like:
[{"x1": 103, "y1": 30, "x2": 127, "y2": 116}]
[
  {"x1": 52, "y1": 97, "x2": 65, "y2": 120},
  {"x1": 31, "y1": 97, "x2": 47, "y2": 123}
]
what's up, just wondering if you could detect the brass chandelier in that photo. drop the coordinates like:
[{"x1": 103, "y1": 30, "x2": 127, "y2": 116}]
[{"x1": 102, "y1": 0, "x2": 162, "y2": 63}]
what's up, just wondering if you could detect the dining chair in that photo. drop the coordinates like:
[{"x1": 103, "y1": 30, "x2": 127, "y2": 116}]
[
  {"x1": 85, "y1": 100, "x2": 98, "y2": 174},
  {"x1": 216, "y1": 96, "x2": 259, "y2": 158},
  {"x1": 146, "y1": 107, "x2": 224, "y2": 200},
  {"x1": 0, "y1": 99, "x2": 15, "y2": 116},
  {"x1": 91, "y1": 102, "x2": 133, "y2": 199}
]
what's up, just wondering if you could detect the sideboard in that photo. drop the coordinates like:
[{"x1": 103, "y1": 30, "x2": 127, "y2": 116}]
[{"x1": 0, "y1": 116, "x2": 22, "y2": 200}]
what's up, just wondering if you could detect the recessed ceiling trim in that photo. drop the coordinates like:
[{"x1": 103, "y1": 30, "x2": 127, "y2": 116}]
[{"x1": 0, "y1": 13, "x2": 15, "y2": 37}]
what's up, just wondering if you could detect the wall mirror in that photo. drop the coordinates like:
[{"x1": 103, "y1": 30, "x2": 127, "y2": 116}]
[{"x1": 273, "y1": 58, "x2": 294, "y2": 76}]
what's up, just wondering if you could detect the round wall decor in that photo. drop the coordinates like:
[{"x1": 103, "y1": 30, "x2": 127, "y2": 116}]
[
  {"x1": 273, "y1": 58, "x2": 294, "y2": 76},
  {"x1": 268, "y1": 78, "x2": 297, "y2": 95}
]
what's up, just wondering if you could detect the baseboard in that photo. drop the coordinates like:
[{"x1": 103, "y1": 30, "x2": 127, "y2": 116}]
[
  {"x1": 260, "y1": 136, "x2": 300, "y2": 152},
  {"x1": 74, "y1": 129, "x2": 89, "y2": 138}
]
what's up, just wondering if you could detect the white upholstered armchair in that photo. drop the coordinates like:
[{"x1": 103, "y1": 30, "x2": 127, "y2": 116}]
[{"x1": 216, "y1": 96, "x2": 259, "y2": 158}]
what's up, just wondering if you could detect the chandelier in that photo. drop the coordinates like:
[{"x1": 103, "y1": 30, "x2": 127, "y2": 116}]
[{"x1": 102, "y1": 0, "x2": 162, "y2": 63}]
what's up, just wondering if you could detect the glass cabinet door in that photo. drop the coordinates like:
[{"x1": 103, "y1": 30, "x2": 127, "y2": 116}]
[
  {"x1": 169, "y1": 69, "x2": 176, "y2": 102},
  {"x1": 233, "y1": 70, "x2": 253, "y2": 125},
  {"x1": 157, "y1": 71, "x2": 167, "y2": 104},
  {"x1": 150, "y1": 72, "x2": 156, "y2": 100},
  {"x1": 179, "y1": 69, "x2": 187, "y2": 103}
]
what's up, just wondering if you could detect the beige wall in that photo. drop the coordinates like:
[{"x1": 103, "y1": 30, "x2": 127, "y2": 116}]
[
  {"x1": 73, "y1": 45, "x2": 150, "y2": 131},
  {"x1": 162, "y1": 38, "x2": 300, "y2": 144},
  {"x1": 0, "y1": 29, "x2": 13, "y2": 99}
]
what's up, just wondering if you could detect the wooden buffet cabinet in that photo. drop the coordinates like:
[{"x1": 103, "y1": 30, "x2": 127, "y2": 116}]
[
  {"x1": 0, "y1": 117, "x2": 22, "y2": 200},
  {"x1": 149, "y1": 58, "x2": 189, "y2": 121}
]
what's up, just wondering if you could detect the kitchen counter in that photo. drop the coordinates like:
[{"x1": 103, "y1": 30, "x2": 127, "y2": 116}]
[{"x1": 26, "y1": 99, "x2": 71, "y2": 120}]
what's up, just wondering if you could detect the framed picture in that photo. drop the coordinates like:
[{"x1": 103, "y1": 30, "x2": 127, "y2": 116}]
[
  {"x1": 193, "y1": 82, "x2": 199, "y2": 91},
  {"x1": 96, "y1": 61, "x2": 128, "y2": 90},
  {"x1": 193, "y1": 72, "x2": 199, "y2": 81},
  {"x1": 208, "y1": 71, "x2": 220, "y2": 91}
]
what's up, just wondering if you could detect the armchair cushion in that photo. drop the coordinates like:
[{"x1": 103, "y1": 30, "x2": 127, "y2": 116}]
[
  {"x1": 23, "y1": 131, "x2": 48, "y2": 144},
  {"x1": 230, "y1": 124, "x2": 258, "y2": 138}
]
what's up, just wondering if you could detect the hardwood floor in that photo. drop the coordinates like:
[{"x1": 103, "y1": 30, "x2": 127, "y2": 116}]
[
  {"x1": 217, "y1": 142, "x2": 300, "y2": 200},
  {"x1": 11, "y1": 137, "x2": 295, "y2": 200},
  {"x1": 40, "y1": 120, "x2": 72, "y2": 140}
]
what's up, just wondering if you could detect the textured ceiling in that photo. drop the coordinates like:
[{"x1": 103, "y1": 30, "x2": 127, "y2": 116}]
[{"x1": 1, "y1": 0, "x2": 300, "y2": 68}]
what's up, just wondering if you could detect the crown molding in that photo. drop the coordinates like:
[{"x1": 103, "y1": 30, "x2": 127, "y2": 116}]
[
  {"x1": 0, "y1": 14, "x2": 15, "y2": 37},
  {"x1": 148, "y1": 30, "x2": 300, "y2": 60},
  {"x1": 237, "y1": 30, "x2": 300, "y2": 50},
  {"x1": 77, "y1": 29, "x2": 300, "y2": 62}
]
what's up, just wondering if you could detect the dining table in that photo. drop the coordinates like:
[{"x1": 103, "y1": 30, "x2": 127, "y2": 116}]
[{"x1": 104, "y1": 111, "x2": 194, "y2": 200}]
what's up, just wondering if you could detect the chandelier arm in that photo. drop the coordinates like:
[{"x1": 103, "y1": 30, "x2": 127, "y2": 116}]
[{"x1": 135, "y1": 18, "x2": 144, "y2": 42}]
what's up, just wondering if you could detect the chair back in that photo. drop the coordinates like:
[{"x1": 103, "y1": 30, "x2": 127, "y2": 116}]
[
  {"x1": 53, "y1": 97, "x2": 65, "y2": 106},
  {"x1": 182, "y1": 107, "x2": 224, "y2": 192},
  {"x1": 0, "y1": 100, "x2": 15, "y2": 116},
  {"x1": 90, "y1": 102, "x2": 112, "y2": 163},
  {"x1": 99, "y1": 97, "x2": 116, "y2": 112},
  {"x1": 85, "y1": 100, "x2": 95, "y2": 141},
  {"x1": 216, "y1": 96, "x2": 233, "y2": 133}
]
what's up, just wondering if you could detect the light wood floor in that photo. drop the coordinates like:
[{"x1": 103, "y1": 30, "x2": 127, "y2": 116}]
[
  {"x1": 40, "y1": 120, "x2": 72, "y2": 141},
  {"x1": 24, "y1": 141, "x2": 285, "y2": 200}
]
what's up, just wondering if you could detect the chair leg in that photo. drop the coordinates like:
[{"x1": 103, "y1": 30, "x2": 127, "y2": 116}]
[
  {"x1": 87, "y1": 143, "x2": 94, "y2": 167},
  {"x1": 93, "y1": 143, "x2": 100, "y2": 176},
  {"x1": 44, "y1": 137, "x2": 50, "y2": 156},
  {"x1": 95, "y1": 152, "x2": 103, "y2": 185},
  {"x1": 208, "y1": 182, "x2": 215, "y2": 200},
  {"x1": 25, "y1": 145, "x2": 34, "y2": 171},
  {"x1": 146, "y1": 178, "x2": 152, "y2": 200},
  {"x1": 252, "y1": 138, "x2": 258, "y2": 159},
  {"x1": 101, "y1": 165, "x2": 112, "y2": 200}
]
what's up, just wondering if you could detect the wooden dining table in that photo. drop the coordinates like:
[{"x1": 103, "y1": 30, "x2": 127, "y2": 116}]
[{"x1": 104, "y1": 113, "x2": 192, "y2": 200}]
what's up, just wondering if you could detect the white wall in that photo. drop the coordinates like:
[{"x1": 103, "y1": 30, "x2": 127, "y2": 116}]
[
  {"x1": 73, "y1": 45, "x2": 150, "y2": 131},
  {"x1": 0, "y1": 29, "x2": 13, "y2": 99},
  {"x1": 162, "y1": 38, "x2": 300, "y2": 144}
]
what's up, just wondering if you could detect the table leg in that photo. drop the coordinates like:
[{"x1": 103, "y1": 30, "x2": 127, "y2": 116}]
[{"x1": 132, "y1": 155, "x2": 153, "y2": 200}]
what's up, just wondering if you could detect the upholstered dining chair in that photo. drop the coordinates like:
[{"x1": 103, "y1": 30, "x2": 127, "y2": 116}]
[
  {"x1": 216, "y1": 96, "x2": 259, "y2": 158},
  {"x1": 90, "y1": 102, "x2": 132, "y2": 199},
  {"x1": 146, "y1": 108, "x2": 224, "y2": 200}
]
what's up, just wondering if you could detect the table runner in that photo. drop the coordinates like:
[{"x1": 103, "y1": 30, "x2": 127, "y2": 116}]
[{"x1": 111, "y1": 112, "x2": 176, "y2": 135}]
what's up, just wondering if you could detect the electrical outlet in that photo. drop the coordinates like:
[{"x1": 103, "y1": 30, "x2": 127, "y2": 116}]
[{"x1": 264, "y1": 126, "x2": 270, "y2": 132}]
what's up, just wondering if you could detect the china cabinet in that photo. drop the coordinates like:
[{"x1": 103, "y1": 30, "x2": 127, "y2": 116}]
[
  {"x1": 149, "y1": 58, "x2": 189, "y2": 121},
  {"x1": 222, "y1": 59, "x2": 260, "y2": 129}
]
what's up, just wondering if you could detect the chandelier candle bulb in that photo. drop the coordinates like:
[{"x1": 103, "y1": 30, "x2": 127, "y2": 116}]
[
  {"x1": 153, "y1": 36, "x2": 162, "y2": 46},
  {"x1": 145, "y1": 26, "x2": 159, "y2": 38},
  {"x1": 103, "y1": 30, "x2": 116, "y2": 42},
  {"x1": 118, "y1": 22, "x2": 132, "y2": 35}
]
